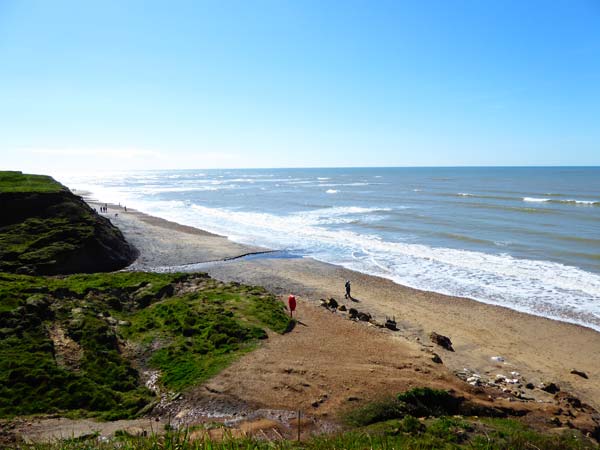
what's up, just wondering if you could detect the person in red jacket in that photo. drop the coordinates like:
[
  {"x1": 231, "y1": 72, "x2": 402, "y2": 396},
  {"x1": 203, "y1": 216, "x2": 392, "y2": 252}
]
[{"x1": 288, "y1": 294, "x2": 296, "y2": 318}]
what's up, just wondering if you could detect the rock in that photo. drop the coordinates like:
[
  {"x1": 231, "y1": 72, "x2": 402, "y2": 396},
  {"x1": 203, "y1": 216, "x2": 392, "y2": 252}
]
[
  {"x1": 555, "y1": 392, "x2": 582, "y2": 408},
  {"x1": 525, "y1": 382, "x2": 534, "y2": 389},
  {"x1": 311, "y1": 400, "x2": 320, "y2": 408},
  {"x1": 348, "y1": 308, "x2": 359, "y2": 319},
  {"x1": 490, "y1": 356, "x2": 505, "y2": 363},
  {"x1": 338, "y1": 304, "x2": 347, "y2": 311},
  {"x1": 384, "y1": 317, "x2": 398, "y2": 331},
  {"x1": 327, "y1": 298, "x2": 338, "y2": 309},
  {"x1": 429, "y1": 332, "x2": 454, "y2": 351},
  {"x1": 570, "y1": 369, "x2": 588, "y2": 379},
  {"x1": 540, "y1": 382, "x2": 560, "y2": 394},
  {"x1": 119, "y1": 426, "x2": 148, "y2": 437},
  {"x1": 467, "y1": 376, "x2": 481, "y2": 386},
  {"x1": 118, "y1": 320, "x2": 131, "y2": 326},
  {"x1": 357, "y1": 312, "x2": 371, "y2": 322},
  {"x1": 319, "y1": 299, "x2": 328, "y2": 308},
  {"x1": 431, "y1": 353, "x2": 443, "y2": 364}
]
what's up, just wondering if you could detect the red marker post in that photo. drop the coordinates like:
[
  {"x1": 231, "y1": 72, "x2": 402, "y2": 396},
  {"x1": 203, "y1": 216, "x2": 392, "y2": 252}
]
[{"x1": 288, "y1": 294, "x2": 296, "y2": 318}]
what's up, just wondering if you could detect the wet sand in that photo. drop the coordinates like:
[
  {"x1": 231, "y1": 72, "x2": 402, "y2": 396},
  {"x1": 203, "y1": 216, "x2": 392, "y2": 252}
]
[{"x1": 91, "y1": 199, "x2": 600, "y2": 412}]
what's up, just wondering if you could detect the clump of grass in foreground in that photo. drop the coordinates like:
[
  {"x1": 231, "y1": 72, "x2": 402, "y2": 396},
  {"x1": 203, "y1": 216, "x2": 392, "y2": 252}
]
[
  {"x1": 20, "y1": 416, "x2": 597, "y2": 450},
  {"x1": 344, "y1": 387, "x2": 461, "y2": 426},
  {"x1": 0, "y1": 272, "x2": 292, "y2": 419}
]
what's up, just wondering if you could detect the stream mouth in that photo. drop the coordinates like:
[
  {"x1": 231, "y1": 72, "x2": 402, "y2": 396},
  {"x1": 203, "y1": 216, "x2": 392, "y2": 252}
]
[{"x1": 146, "y1": 250, "x2": 304, "y2": 273}]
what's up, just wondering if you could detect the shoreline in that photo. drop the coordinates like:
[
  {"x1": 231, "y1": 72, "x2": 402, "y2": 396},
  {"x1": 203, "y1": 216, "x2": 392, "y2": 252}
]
[
  {"x1": 86, "y1": 196, "x2": 600, "y2": 411},
  {"x1": 85, "y1": 191, "x2": 600, "y2": 335}
]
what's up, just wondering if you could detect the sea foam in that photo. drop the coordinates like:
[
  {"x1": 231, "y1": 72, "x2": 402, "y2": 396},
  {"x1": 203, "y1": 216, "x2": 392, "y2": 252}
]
[{"x1": 118, "y1": 197, "x2": 600, "y2": 332}]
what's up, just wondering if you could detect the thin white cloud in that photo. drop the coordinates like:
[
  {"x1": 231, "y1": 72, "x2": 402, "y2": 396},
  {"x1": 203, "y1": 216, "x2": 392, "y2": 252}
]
[{"x1": 28, "y1": 148, "x2": 162, "y2": 159}]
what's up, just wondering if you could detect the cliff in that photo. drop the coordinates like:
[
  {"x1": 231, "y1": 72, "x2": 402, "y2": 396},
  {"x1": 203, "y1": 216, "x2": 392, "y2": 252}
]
[{"x1": 0, "y1": 171, "x2": 138, "y2": 274}]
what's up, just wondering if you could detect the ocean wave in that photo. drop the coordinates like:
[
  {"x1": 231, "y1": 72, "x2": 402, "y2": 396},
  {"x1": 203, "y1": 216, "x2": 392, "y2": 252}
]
[
  {"x1": 523, "y1": 197, "x2": 551, "y2": 202},
  {"x1": 110, "y1": 198, "x2": 600, "y2": 331},
  {"x1": 524, "y1": 197, "x2": 599, "y2": 206},
  {"x1": 58, "y1": 170, "x2": 600, "y2": 332},
  {"x1": 560, "y1": 199, "x2": 599, "y2": 206},
  {"x1": 326, "y1": 189, "x2": 338, "y2": 194}
]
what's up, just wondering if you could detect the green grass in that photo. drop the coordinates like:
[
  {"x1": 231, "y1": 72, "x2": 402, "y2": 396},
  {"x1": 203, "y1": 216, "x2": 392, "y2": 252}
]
[
  {"x1": 18, "y1": 416, "x2": 598, "y2": 449},
  {"x1": 344, "y1": 387, "x2": 464, "y2": 427},
  {"x1": 0, "y1": 171, "x2": 64, "y2": 193},
  {"x1": 121, "y1": 278, "x2": 291, "y2": 391},
  {"x1": 0, "y1": 272, "x2": 292, "y2": 419}
]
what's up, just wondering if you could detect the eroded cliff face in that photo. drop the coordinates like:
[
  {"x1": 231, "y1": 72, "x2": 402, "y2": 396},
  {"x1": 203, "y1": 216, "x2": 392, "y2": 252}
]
[{"x1": 0, "y1": 175, "x2": 137, "y2": 274}]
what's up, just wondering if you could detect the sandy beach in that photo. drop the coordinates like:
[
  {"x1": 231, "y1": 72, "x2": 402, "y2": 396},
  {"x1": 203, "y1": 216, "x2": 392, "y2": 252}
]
[{"x1": 86, "y1": 199, "x2": 600, "y2": 414}]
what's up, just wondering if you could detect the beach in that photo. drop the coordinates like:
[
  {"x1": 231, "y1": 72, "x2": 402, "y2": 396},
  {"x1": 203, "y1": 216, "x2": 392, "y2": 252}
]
[{"x1": 91, "y1": 199, "x2": 600, "y2": 414}]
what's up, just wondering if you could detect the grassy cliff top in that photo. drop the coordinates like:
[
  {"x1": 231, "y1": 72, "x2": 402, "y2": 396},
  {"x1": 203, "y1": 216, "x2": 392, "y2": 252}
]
[
  {"x1": 0, "y1": 171, "x2": 136, "y2": 274},
  {"x1": 0, "y1": 171, "x2": 65, "y2": 193}
]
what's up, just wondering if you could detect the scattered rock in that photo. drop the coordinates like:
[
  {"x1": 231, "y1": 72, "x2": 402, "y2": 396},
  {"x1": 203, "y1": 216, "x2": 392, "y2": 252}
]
[
  {"x1": 540, "y1": 382, "x2": 560, "y2": 394},
  {"x1": 106, "y1": 316, "x2": 118, "y2": 325},
  {"x1": 549, "y1": 417, "x2": 562, "y2": 427},
  {"x1": 570, "y1": 369, "x2": 588, "y2": 379},
  {"x1": 490, "y1": 356, "x2": 505, "y2": 363},
  {"x1": 525, "y1": 383, "x2": 534, "y2": 390},
  {"x1": 347, "y1": 396, "x2": 360, "y2": 402},
  {"x1": 429, "y1": 332, "x2": 454, "y2": 352},
  {"x1": 467, "y1": 376, "x2": 481, "y2": 386},
  {"x1": 555, "y1": 392, "x2": 582, "y2": 408},
  {"x1": 431, "y1": 353, "x2": 443, "y2": 364},
  {"x1": 338, "y1": 304, "x2": 347, "y2": 312},
  {"x1": 384, "y1": 317, "x2": 398, "y2": 331},
  {"x1": 348, "y1": 308, "x2": 358, "y2": 319},
  {"x1": 327, "y1": 298, "x2": 338, "y2": 309},
  {"x1": 357, "y1": 312, "x2": 371, "y2": 322}
]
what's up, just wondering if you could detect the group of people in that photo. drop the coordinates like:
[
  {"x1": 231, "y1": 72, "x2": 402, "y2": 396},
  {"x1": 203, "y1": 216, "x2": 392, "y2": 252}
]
[{"x1": 99, "y1": 204, "x2": 108, "y2": 213}]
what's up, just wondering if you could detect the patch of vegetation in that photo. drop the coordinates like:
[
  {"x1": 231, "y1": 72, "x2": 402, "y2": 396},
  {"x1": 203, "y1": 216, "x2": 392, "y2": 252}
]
[
  {"x1": 122, "y1": 278, "x2": 291, "y2": 390},
  {"x1": 0, "y1": 272, "x2": 292, "y2": 419},
  {"x1": 19, "y1": 417, "x2": 598, "y2": 449},
  {"x1": 0, "y1": 171, "x2": 64, "y2": 194},
  {"x1": 344, "y1": 387, "x2": 463, "y2": 426}
]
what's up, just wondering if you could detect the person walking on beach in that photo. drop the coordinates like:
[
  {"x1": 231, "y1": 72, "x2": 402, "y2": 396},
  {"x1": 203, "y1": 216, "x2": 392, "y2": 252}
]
[
  {"x1": 344, "y1": 280, "x2": 351, "y2": 299},
  {"x1": 288, "y1": 294, "x2": 297, "y2": 318}
]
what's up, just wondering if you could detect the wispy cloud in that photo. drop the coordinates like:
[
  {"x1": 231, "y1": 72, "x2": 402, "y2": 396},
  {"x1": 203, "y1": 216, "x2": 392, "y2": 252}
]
[{"x1": 28, "y1": 147, "x2": 163, "y2": 159}]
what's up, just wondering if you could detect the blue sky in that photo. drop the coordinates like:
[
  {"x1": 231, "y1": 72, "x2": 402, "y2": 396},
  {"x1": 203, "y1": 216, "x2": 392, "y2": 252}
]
[{"x1": 1, "y1": 0, "x2": 599, "y2": 172}]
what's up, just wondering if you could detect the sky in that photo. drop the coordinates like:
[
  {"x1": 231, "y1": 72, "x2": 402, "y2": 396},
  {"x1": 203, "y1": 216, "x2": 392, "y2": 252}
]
[{"x1": 1, "y1": 0, "x2": 599, "y2": 173}]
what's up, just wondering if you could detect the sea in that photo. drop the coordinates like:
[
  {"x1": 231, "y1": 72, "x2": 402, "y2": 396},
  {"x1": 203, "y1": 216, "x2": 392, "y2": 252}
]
[{"x1": 58, "y1": 167, "x2": 600, "y2": 332}]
